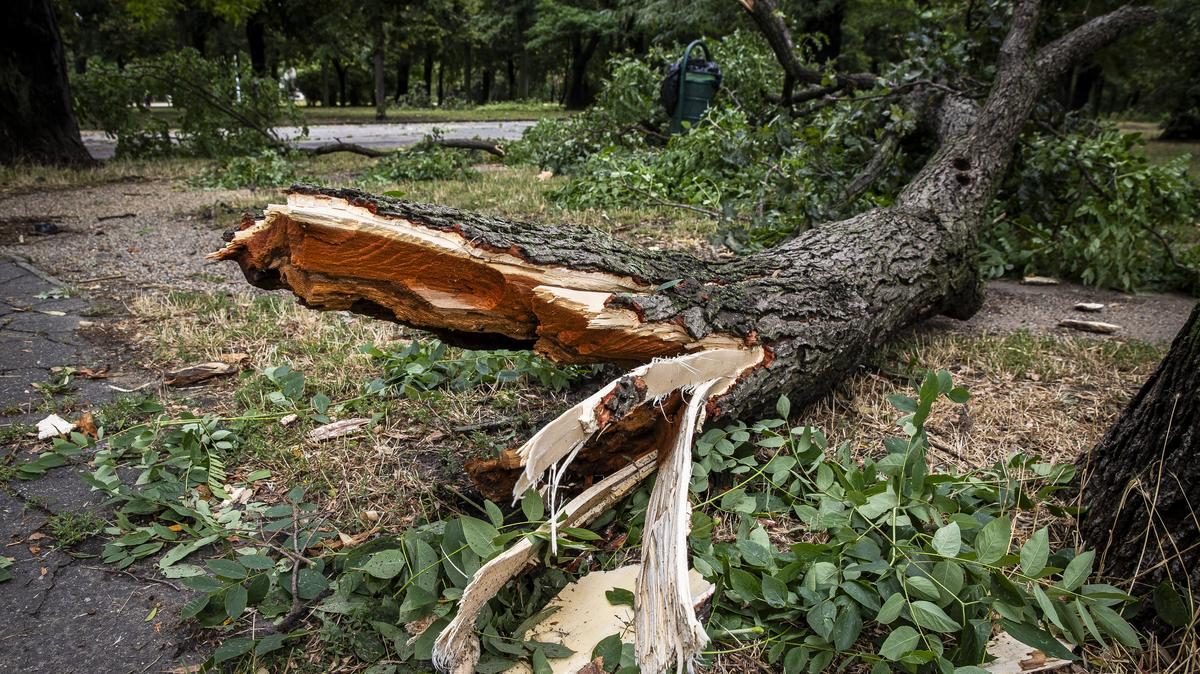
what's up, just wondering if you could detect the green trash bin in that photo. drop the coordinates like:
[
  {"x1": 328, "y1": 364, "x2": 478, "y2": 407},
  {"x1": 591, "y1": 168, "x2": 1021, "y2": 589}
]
[{"x1": 668, "y1": 41, "x2": 721, "y2": 134}]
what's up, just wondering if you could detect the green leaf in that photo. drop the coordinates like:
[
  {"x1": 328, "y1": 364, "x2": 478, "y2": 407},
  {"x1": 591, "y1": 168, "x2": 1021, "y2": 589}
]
[
  {"x1": 1076, "y1": 599, "x2": 1107, "y2": 647},
  {"x1": 880, "y1": 625, "x2": 920, "y2": 661},
  {"x1": 1061, "y1": 551, "x2": 1094, "y2": 591},
  {"x1": 254, "y1": 632, "x2": 287, "y2": 656},
  {"x1": 531, "y1": 647, "x2": 552, "y2": 674},
  {"x1": 1020, "y1": 528, "x2": 1049, "y2": 577},
  {"x1": 931, "y1": 522, "x2": 962, "y2": 557},
  {"x1": 946, "y1": 387, "x2": 970, "y2": 404},
  {"x1": 857, "y1": 489, "x2": 899, "y2": 520},
  {"x1": 295, "y1": 567, "x2": 328, "y2": 599},
  {"x1": 783, "y1": 647, "x2": 809, "y2": 674},
  {"x1": 212, "y1": 637, "x2": 254, "y2": 664},
  {"x1": 460, "y1": 516, "x2": 499, "y2": 557},
  {"x1": 776, "y1": 395, "x2": 791, "y2": 420},
  {"x1": 238, "y1": 554, "x2": 276, "y2": 570},
  {"x1": 905, "y1": 576, "x2": 941, "y2": 601},
  {"x1": 592, "y1": 634, "x2": 623, "y2": 670},
  {"x1": 360, "y1": 549, "x2": 406, "y2": 579},
  {"x1": 206, "y1": 558, "x2": 247, "y2": 580},
  {"x1": 974, "y1": 516, "x2": 1012, "y2": 565},
  {"x1": 1153, "y1": 581, "x2": 1191, "y2": 628},
  {"x1": 1090, "y1": 604, "x2": 1141, "y2": 649},
  {"x1": 910, "y1": 600, "x2": 961, "y2": 633},
  {"x1": 484, "y1": 500, "x2": 505, "y2": 528},
  {"x1": 606, "y1": 588, "x2": 635, "y2": 608},
  {"x1": 1033, "y1": 585, "x2": 1065, "y2": 631},
  {"x1": 158, "y1": 534, "x2": 220, "y2": 569},
  {"x1": 225, "y1": 583, "x2": 248, "y2": 619},
  {"x1": 999, "y1": 619, "x2": 1078, "y2": 661},
  {"x1": 180, "y1": 593, "x2": 209, "y2": 619},
  {"x1": 877, "y1": 593, "x2": 905, "y2": 624},
  {"x1": 762, "y1": 574, "x2": 789, "y2": 608},
  {"x1": 523, "y1": 486, "x2": 547, "y2": 520}
]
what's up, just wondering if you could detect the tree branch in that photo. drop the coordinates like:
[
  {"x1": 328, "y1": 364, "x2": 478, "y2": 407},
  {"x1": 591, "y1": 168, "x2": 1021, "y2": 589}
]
[
  {"x1": 302, "y1": 138, "x2": 506, "y2": 159},
  {"x1": 736, "y1": 0, "x2": 876, "y2": 101},
  {"x1": 1034, "y1": 5, "x2": 1159, "y2": 84}
]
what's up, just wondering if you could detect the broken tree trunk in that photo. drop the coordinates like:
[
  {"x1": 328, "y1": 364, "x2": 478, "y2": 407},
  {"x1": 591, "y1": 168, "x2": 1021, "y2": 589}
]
[{"x1": 209, "y1": 3, "x2": 1157, "y2": 672}]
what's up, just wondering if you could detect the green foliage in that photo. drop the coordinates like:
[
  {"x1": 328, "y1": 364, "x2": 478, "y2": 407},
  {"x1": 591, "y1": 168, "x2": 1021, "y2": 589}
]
[
  {"x1": 363, "y1": 338, "x2": 590, "y2": 398},
  {"x1": 73, "y1": 49, "x2": 300, "y2": 158},
  {"x1": 363, "y1": 138, "x2": 479, "y2": 183},
  {"x1": 684, "y1": 371, "x2": 1137, "y2": 671},
  {"x1": 191, "y1": 150, "x2": 298, "y2": 189},
  {"x1": 987, "y1": 123, "x2": 1200, "y2": 291}
]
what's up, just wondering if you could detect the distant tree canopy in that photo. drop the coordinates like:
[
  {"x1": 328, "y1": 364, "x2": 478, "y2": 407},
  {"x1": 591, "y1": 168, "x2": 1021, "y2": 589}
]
[{"x1": 49, "y1": 0, "x2": 1199, "y2": 127}]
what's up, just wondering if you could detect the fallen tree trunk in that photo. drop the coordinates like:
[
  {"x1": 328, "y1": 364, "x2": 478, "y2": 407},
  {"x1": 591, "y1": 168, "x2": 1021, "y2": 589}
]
[
  {"x1": 303, "y1": 137, "x2": 506, "y2": 158},
  {"x1": 210, "y1": 3, "x2": 1157, "y2": 672}
]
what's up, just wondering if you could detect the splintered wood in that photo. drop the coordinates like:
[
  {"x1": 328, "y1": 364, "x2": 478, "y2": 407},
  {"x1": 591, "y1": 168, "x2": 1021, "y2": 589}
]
[
  {"x1": 210, "y1": 191, "x2": 742, "y2": 365},
  {"x1": 211, "y1": 190, "x2": 769, "y2": 674}
]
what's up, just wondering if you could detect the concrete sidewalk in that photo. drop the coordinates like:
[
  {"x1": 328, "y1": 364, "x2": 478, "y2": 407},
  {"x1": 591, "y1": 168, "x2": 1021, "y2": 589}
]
[{"x1": 0, "y1": 257, "x2": 200, "y2": 673}]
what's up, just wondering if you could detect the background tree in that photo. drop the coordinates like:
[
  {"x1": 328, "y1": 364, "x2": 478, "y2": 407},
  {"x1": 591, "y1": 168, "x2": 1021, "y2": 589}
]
[
  {"x1": 1077, "y1": 302, "x2": 1200, "y2": 634},
  {"x1": 1, "y1": 0, "x2": 93, "y2": 166}
]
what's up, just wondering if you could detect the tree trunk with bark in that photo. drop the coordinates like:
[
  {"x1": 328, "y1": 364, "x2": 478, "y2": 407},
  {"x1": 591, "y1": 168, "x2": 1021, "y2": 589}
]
[
  {"x1": 1, "y1": 0, "x2": 94, "y2": 167},
  {"x1": 373, "y1": 23, "x2": 387, "y2": 120},
  {"x1": 1077, "y1": 302, "x2": 1200, "y2": 630},
  {"x1": 246, "y1": 11, "x2": 268, "y2": 75},
  {"x1": 395, "y1": 57, "x2": 410, "y2": 101},
  {"x1": 211, "y1": 3, "x2": 1159, "y2": 672},
  {"x1": 564, "y1": 34, "x2": 599, "y2": 110}
]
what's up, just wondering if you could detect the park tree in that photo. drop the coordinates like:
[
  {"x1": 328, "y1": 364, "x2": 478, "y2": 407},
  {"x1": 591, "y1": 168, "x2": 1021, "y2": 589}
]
[
  {"x1": 1, "y1": 0, "x2": 94, "y2": 166},
  {"x1": 527, "y1": 0, "x2": 619, "y2": 108},
  {"x1": 1077, "y1": 302, "x2": 1200, "y2": 634},
  {"x1": 212, "y1": 1, "x2": 1172, "y2": 670}
]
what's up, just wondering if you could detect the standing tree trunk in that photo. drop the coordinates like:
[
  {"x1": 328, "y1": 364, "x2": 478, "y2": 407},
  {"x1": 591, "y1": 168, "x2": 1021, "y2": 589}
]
[
  {"x1": 564, "y1": 34, "x2": 600, "y2": 110},
  {"x1": 464, "y1": 43, "x2": 474, "y2": 102},
  {"x1": 372, "y1": 23, "x2": 387, "y2": 120},
  {"x1": 211, "y1": 3, "x2": 1160, "y2": 672},
  {"x1": 480, "y1": 67, "x2": 493, "y2": 104},
  {"x1": 1077, "y1": 303, "x2": 1200, "y2": 628},
  {"x1": 423, "y1": 50, "x2": 435, "y2": 98},
  {"x1": 395, "y1": 57, "x2": 410, "y2": 101},
  {"x1": 246, "y1": 11, "x2": 268, "y2": 75},
  {"x1": 1, "y1": 0, "x2": 94, "y2": 166}
]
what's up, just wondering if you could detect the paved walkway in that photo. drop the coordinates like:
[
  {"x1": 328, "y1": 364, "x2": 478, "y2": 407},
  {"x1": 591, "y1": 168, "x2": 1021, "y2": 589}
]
[
  {"x1": 82, "y1": 119, "x2": 536, "y2": 160},
  {"x1": 0, "y1": 257, "x2": 198, "y2": 673}
]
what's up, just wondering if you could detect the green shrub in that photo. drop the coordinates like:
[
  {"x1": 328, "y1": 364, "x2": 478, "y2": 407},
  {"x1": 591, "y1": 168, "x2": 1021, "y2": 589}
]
[
  {"x1": 987, "y1": 123, "x2": 1200, "y2": 291},
  {"x1": 191, "y1": 150, "x2": 298, "y2": 190},
  {"x1": 362, "y1": 139, "x2": 479, "y2": 183},
  {"x1": 73, "y1": 49, "x2": 301, "y2": 159}
]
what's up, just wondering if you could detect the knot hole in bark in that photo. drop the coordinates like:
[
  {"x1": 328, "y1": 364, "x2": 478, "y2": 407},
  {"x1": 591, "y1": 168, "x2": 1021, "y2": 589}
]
[{"x1": 952, "y1": 157, "x2": 973, "y2": 186}]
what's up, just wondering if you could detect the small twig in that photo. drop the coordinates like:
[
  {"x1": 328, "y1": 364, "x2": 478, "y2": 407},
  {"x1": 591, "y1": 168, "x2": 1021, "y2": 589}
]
[
  {"x1": 451, "y1": 418, "x2": 515, "y2": 433},
  {"x1": 96, "y1": 213, "x2": 135, "y2": 222},
  {"x1": 69, "y1": 273, "x2": 125, "y2": 284},
  {"x1": 80, "y1": 565, "x2": 181, "y2": 591}
]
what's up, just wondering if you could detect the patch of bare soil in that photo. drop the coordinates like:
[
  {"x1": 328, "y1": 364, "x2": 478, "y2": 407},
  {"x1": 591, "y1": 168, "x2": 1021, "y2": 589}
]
[
  {"x1": 926, "y1": 278, "x2": 1196, "y2": 344},
  {"x1": 0, "y1": 180, "x2": 279, "y2": 296}
]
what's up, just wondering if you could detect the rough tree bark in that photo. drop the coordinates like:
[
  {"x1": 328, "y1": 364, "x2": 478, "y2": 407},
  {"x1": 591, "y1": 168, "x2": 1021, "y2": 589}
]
[
  {"x1": 1077, "y1": 303, "x2": 1200, "y2": 629},
  {"x1": 1, "y1": 0, "x2": 94, "y2": 166},
  {"x1": 211, "y1": 2, "x2": 1158, "y2": 672}
]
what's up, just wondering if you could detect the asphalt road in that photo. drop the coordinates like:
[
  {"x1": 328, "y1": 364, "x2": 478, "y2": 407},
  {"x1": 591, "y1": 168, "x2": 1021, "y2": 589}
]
[{"x1": 80, "y1": 120, "x2": 537, "y2": 160}]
